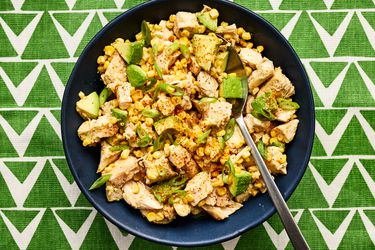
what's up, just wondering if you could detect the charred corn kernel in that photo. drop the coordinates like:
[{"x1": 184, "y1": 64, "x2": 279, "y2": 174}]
[
  {"x1": 196, "y1": 147, "x2": 205, "y2": 157},
  {"x1": 242, "y1": 151, "x2": 251, "y2": 160},
  {"x1": 237, "y1": 27, "x2": 245, "y2": 36},
  {"x1": 166, "y1": 21, "x2": 174, "y2": 29},
  {"x1": 291, "y1": 114, "x2": 297, "y2": 119},
  {"x1": 191, "y1": 207, "x2": 201, "y2": 215},
  {"x1": 216, "y1": 130, "x2": 226, "y2": 137},
  {"x1": 78, "y1": 91, "x2": 85, "y2": 98},
  {"x1": 190, "y1": 88, "x2": 196, "y2": 95},
  {"x1": 254, "y1": 182, "x2": 263, "y2": 189},
  {"x1": 121, "y1": 149, "x2": 130, "y2": 159},
  {"x1": 257, "y1": 45, "x2": 264, "y2": 53},
  {"x1": 240, "y1": 39, "x2": 247, "y2": 47},
  {"x1": 135, "y1": 32, "x2": 143, "y2": 41},
  {"x1": 129, "y1": 116, "x2": 139, "y2": 123},
  {"x1": 169, "y1": 14, "x2": 176, "y2": 22},
  {"x1": 247, "y1": 42, "x2": 254, "y2": 48},
  {"x1": 242, "y1": 32, "x2": 251, "y2": 40},
  {"x1": 212, "y1": 179, "x2": 224, "y2": 187},
  {"x1": 146, "y1": 212, "x2": 158, "y2": 222},
  {"x1": 220, "y1": 157, "x2": 229, "y2": 165},
  {"x1": 211, "y1": 171, "x2": 220, "y2": 177},
  {"x1": 103, "y1": 60, "x2": 110, "y2": 70},
  {"x1": 269, "y1": 138, "x2": 278, "y2": 145},
  {"x1": 251, "y1": 189, "x2": 259, "y2": 196},
  {"x1": 181, "y1": 29, "x2": 190, "y2": 37},
  {"x1": 164, "y1": 143, "x2": 171, "y2": 156},
  {"x1": 133, "y1": 150, "x2": 144, "y2": 158},
  {"x1": 221, "y1": 21, "x2": 228, "y2": 27},
  {"x1": 152, "y1": 151, "x2": 162, "y2": 159},
  {"x1": 180, "y1": 58, "x2": 188, "y2": 67},
  {"x1": 97, "y1": 66, "x2": 105, "y2": 73},
  {"x1": 270, "y1": 130, "x2": 277, "y2": 138},
  {"x1": 177, "y1": 111, "x2": 186, "y2": 120},
  {"x1": 228, "y1": 72, "x2": 237, "y2": 77},
  {"x1": 97, "y1": 55, "x2": 106, "y2": 65},
  {"x1": 82, "y1": 139, "x2": 91, "y2": 147},
  {"x1": 154, "y1": 24, "x2": 162, "y2": 31},
  {"x1": 134, "y1": 102, "x2": 144, "y2": 111},
  {"x1": 132, "y1": 182, "x2": 140, "y2": 194},
  {"x1": 204, "y1": 147, "x2": 211, "y2": 156},
  {"x1": 217, "y1": 187, "x2": 227, "y2": 196},
  {"x1": 252, "y1": 87, "x2": 259, "y2": 95},
  {"x1": 280, "y1": 147, "x2": 285, "y2": 153},
  {"x1": 236, "y1": 158, "x2": 244, "y2": 164},
  {"x1": 115, "y1": 38, "x2": 124, "y2": 43},
  {"x1": 109, "y1": 117, "x2": 118, "y2": 124},
  {"x1": 198, "y1": 200, "x2": 206, "y2": 207},
  {"x1": 133, "y1": 173, "x2": 141, "y2": 181},
  {"x1": 145, "y1": 117, "x2": 154, "y2": 126},
  {"x1": 209, "y1": 8, "x2": 219, "y2": 19},
  {"x1": 182, "y1": 197, "x2": 188, "y2": 204},
  {"x1": 132, "y1": 89, "x2": 144, "y2": 102},
  {"x1": 224, "y1": 33, "x2": 232, "y2": 40},
  {"x1": 278, "y1": 154, "x2": 287, "y2": 164},
  {"x1": 186, "y1": 194, "x2": 194, "y2": 203},
  {"x1": 147, "y1": 154, "x2": 153, "y2": 161},
  {"x1": 198, "y1": 25, "x2": 206, "y2": 33},
  {"x1": 104, "y1": 45, "x2": 115, "y2": 56},
  {"x1": 179, "y1": 36, "x2": 189, "y2": 45}
]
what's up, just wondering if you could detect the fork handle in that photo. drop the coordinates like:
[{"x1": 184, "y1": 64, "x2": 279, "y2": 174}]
[{"x1": 236, "y1": 116, "x2": 310, "y2": 250}]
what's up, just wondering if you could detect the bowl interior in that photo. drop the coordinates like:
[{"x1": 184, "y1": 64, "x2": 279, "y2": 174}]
[{"x1": 62, "y1": 0, "x2": 315, "y2": 246}]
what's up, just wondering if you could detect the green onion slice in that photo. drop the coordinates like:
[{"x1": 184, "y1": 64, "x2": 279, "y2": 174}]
[
  {"x1": 224, "y1": 118, "x2": 235, "y2": 141},
  {"x1": 141, "y1": 20, "x2": 151, "y2": 46},
  {"x1": 89, "y1": 174, "x2": 111, "y2": 190},
  {"x1": 142, "y1": 108, "x2": 160, "y2": 118},
  {"x1": 197, "y1": 129, "x2": 211, "y2": 144},
  {"x1": 110, "y1": 144, "x2": 129, "y2": 151},
  {"x1": 157, "y1": 83, "x2": 184, "y2": 96}
]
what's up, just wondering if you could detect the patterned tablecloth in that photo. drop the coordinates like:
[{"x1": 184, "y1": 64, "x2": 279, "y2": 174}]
[{"x1": 0, "y1": 0, "x2": 374, "y2": 249}]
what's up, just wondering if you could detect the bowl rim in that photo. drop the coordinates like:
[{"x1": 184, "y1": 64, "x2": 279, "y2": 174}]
[{"x1": 61, "y1": 0, "x2": 315, "y2": 246}]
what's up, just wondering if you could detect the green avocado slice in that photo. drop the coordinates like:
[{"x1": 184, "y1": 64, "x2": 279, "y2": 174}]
[
  {"x1": 127, "y1": 64, "x2": 147, "y2": 87},
  {"x1": 222, "y1": 75, "x2": 243, "y2": 99},
  {"x1": 76, "y1": 91, "x2": 99, "y2": 119},
  {"x1": 197, "y1": 12, "x2": 217, "y2": 31}
]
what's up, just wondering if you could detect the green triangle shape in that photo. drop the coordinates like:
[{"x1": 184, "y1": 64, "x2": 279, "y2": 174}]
[
  {"x1": 363, "y1": 210, "x2": 375, "y2": 226},
  {"x1": 310, "y1": 12, "x2": 348, "y2": 36},
  {"x1": 331, "y1": 0, "x2": 375, "y2": 9},
  {"x1": 74, "y1": 14, "x2": 103, "y2": 57},
  {"x1": 0, "y1": 110, "x2": 38, "y2": 134},
  {"x1": 27, "y1": 209, "x2": 71, "y2": 249},
  {"x1": 311, "y1": 134, "x2": 327, "y2": 157},
  {"x1": 73, "y1": 0, "x2": 116, "y2": 10},
  {"x1": 0, "y1": 78, "x2": 18, "y2": 107},
  {"x1": 103, "y1": 12, "x2": 123, "y2": 22},
  {"x1": 129, "y1": 237, "x2": 172, "y2": 250},
  {"x1": 52, "y1": 12, "x2": 89, "y2": 37},
  {"x1": 258, "y1": 13, "x2": 296, "y2": 31},
  {"x1": 24, "y1": 161, "x2": 70, "y2": 207},
  {"x1": 0, "y1": 0, "x2": 14, "y2": 10},
  {"x1": 0, "y1": 62, "x2": 38, "y2": 87},
  {"x1": 288, "y1": 167, "x2": 329, "y2": 208},
  {"x1": 315, "y1": 109, "x2": 347, "y2": 135},
  {"x1": 22, "y1": 13, "x2": 69, "y2": 59},
  {"x1": 333, "y1": 163, "x2": 375, "y2": 207},
  {"x1": 358, "y1": 61, "x2": 375, "y2": 84},
  {"x1": 310, "y1": 159, "x2": 349, "y2": 185},
  {"x1": 234, "y1": 0, "x2": 272, "y2": 10},
  {"x1": 52, "y1": 159, "x2": 74, "y2": 184},
  {"x1": 334, "y1": 14, "x2": 375, "y2": 57},
  {"x1": 55, "y1": 209, "x2": 92, "y2": 233},
  {"x1": 22, "y1": 0, "x2": 69, "y2": 10},
  {"x1": 0, "y1": 24, "x2": 17, "y2": 57},
  {"x1": 333, "y1": 116, "x2": 375, "y2": 155},
  {"x1": 312, "y1": 210, "x2": 350, "y2": 234},
  {"x1": 50, "y1": 110, "x2": 61, "y2": 124},
  {"x1": 310, "y1": 62, "x2": 348, "y2": 88},
  {"x1": 3, "y1": 161, "x2": 38, "y2": 183},
  {"x1": 339, "y1": 212, "x2": 374, "y2": 248},
  {"x1": 23, "y1": 66, "x2": 61, "y2": 107},
  {"x1": 24, "y1": 117, "x2": 64, "y2": 156},
  {"x1": 360, "y1": 110, "x2": 375, "y2": 131},
  {"x1": 288, "y1": 12, "x2": 329, "y2": 58},
  {"x1": 333, "y1": 64, "x2": 375, "y2": 107},
  {"x1": 1, "y1": 210, "x2": 40, "y2": 232},
  {"x1": 359, "y1": 159, "x2": 375, "y2": 180},
  {"x1": 0, "y1": 174, "x2": 17, "y2": 207},
  {"x1": 75, "y1": 193, "x2": 92, "y2": 207},
  {"x1": 267, "y1": 211, "x2": 300, "y2": 234},
  {"x1": 80, "y1": 215, "x2": 119, "y2": 250},
  {"x1": 51, "y1": 62, "x2": 75, "y2": 86},
  {"x1": 362, "y1": 12, "x2": 375, "y2": 29},
  {"x1": 280, "y1": 0, "x2": 327, "y2": 10},
  {"x1": 0, "y1": 124, "x2": 18, "y2": 157},
  {"x1": 0, "y1": 13, "x2": 37, "y2": 36},
  {"x1": 123, "y1": 0, "x2": 147, "y2": 9},
  {"x1": 310, "y1": 83, "x2": 324, "y2": 107}
]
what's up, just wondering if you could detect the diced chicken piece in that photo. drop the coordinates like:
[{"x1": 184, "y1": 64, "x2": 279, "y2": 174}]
[
  {"x1": 192, "y1": 100, "x2": 209, "y2": 113},
  {"x1": 271, "y1": 119, "x2": 299, "y2": 143},
  {"x1": 245, "y1": 95, "x2": 254, "y2": 114},
  {"x1": 185, "y1": 172, "x2": 213, "y2": 206},
  {"x1": 106, "y1": 182, "x2": 123, "y2": 202},
  {"x1": 124, "y1": 122, "x2": 137, "y2": 141},
  {"x1": 100, "y1": 99, "x2": 118, "y2": 116},
  {"x1": 248, "y1": 58, "x2": 274, "y2": 91},
  {"x1": 266, "y1": 146, "x2": 287, "y2": 174},
  {"x1": 216, "y1": 24, "x2": 239, "y2": 42},
  {"x1": 78, "y1": 115, "x2": 119, "y2": 146},
  {"x1": 226, "y1": 125, "x2": 245, "y2": 149},
  {"x1": 239, "y1": 48, "x2": 262, "y2": 68},
  {"x1": 173, "y1": 11, "x2": 200, "y2": 37},
  {"x1": 97, "y1": 141, "x2": 121, "y2": 172},
  {"x1": 173, "y1": 200, "x2": 191, "y2": 217},
  {"x1": 197, "y1": 71, "x2": 219, "y2": 97},
  {"x1": 108, "y1": 156, "x2": 140, "y2": 187},
  {"x1": 181, "y1": 96, "x2": 192, "y2": 110},
  {"x1": 188, "y1": 56, "x2": 201, "y2": 76},
  {"x1": 141, "y1": 204, "x2": 176, "y2": 224},
  {"x1": 234, "y1": 185, "x2": 253, "y2": 203},
  {"x1": 153, "y1": 93, "x2": 175, "y2": 116},
  {"x1": 258, "y1": 67, "x2": 295, "y2": 98},
  {"x1": 116, "y1": 82, "x2": 133, "y2": 110},
  {"x1": 230, "y1": 146, "x2": 251, "y2": 165},
  {"x1": 156, "y1": 50, "x2": 181, "y2": 73},
  {"x1": 252, "y1": 132, "x2": 264, "y2": 143},
  {"x1": 123, "y1": 181, "x2": 163, "y2": 210},
  {"x1": 143, "y1": 153, "x2": 177, "y2": 184},
  {"x1": 169, "y1": 145, "x2": 200, "y2": 178},
  {"x1": 244, "y1": 113, "x2": 271, "y2": 133},
  {"x1": 203, "y1": 101, "x2": 232, "y2": 128},
  {"x1": 204, "y1": 188, "x2": 234, "y2": 207},
  {"x1": 202, "y1": 202, "x2": 243, "y2": 220},
  {"x1": 274, "y1": 108, "x2": 296, "y2": 123},
  {"x1": 101, "y1": 52, "x2": 127, "y2": 92},
  {"x1": 154, "y1": 20, "x2": 173, "y2": 40}
]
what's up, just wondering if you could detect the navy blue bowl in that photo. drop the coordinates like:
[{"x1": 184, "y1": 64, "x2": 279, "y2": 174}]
[{"x1": 61, "y1": 0, "x2": 314, "y2": 246}]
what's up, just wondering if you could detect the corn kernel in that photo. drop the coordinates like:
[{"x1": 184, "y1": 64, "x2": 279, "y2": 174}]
[
  {"x1": 216, "y1": 130, "x2": 225, "y2": 137},
  {"x1": 133, "y1": 173, "x2": 141, "y2": 181},
  {"x1": 278, "y1": 154, "x2": 287, "y2": 164},
  {"x1": 217, "y1": 187, "x2": 227, "y2": 196},
  {"x1": 198, "y1": 25, "x2": 206, "y2": 33},
  {"x1": 224, "y1": 33, "x2": 232, "y2": 40},
  {"x1": 198, "y1": 200, "x2": 206, "y2": 207},
  {"x1": 252, "y1": 87, "x2": 259, "y2": 95},
  {"x1": 82, "y1": 139, "x2": 91, "y2": 147},
  {"x1": 133, "y1": 150, "x2": 144, "y2": 158},
  {"x1": 103, "y1": 60, "x2": 110, "y2": 70},
  {"x1": 257, "y1": 45, "x2": 264, "y2": 53},
  {"x1": 204, "y1": 147, "x2": 211, "y2": 156},
  {"x1": 169, "y1": 14, "x2": 176, "y2": 22},
  {"x1": 121, "y1": 149, "x2": 130, "y2": 159},
  {"x1": 129, "y1": 116, "x2": 139, "y2": 123},
  {"x1": 237, "y1": 27, "x2": 245, "y2": 36},
  {"x1": 132, "y1": 182, "x2": 140, "y2": 194},
  {"x1": 164, "y1": 143, "x2": 171, "y2": 157},
  {"x1": 270, "y1": 130, "x2": 277, "y2": 138},
  {"x1": 78, "y1": 91, "x2": 85, "y2": 99},
  {"x1": 262, "y1": 134, "x2": 270, "y2": 145},
  {"x1": 146, "y1": 212, "x2": 157, "y2": 222},
  {"x1": 145, "y1": 117, "x2": 154, "y2": 126},
  {"x1": 181, "y1": 29, "x2": 190, "y2": 37},
  {"x1": 240, "y1": 39, "x2": 247, "y2": 47},
  {"x1": 242, "y1": 150, "x2": 251, "y2": 159},
  {"x1": 221, "y1": 21, "x2": 228, "y2": 27},
  {"x1": 254, "y1": 182, "x2": 263, "y2": 189},
  {"x1": 242, "y1": 32, "x2": 251, "y2": 40},
  {"x1": 135, "y1": 32, "x2": 143, "y2": 41},
  {"x1": 97, "y1": 66, "x2": 105, "y2": 73},
  {"x1": 166, "y1": 21, "x2": 174, "y2": 29},
  {"x1": 209, "y1": 8, "x2": 219, "y2": 19},
  {"x1": 104, "y1": 45, "x2": 115, "y2": 56},
  {"x1": 115, "y1": 38, "x2": 124, "y2": 43},
  {"x1": 154, "y1": 24, "x2": 162, "y2": 31},
  {"x1": 236, "y1": 158, "x2": 244, "y2": 164},
  {"x1": 97, "y1": 55, "x2": 106, "y2": 65},
  {"x1": 247, "y1": 42, "x2": 254, "y2": 48},
  {"x1": 191, "y1": 207, "x2": 201, "y2": 215},
  {"x1": 152, "y1": 151, "x2": 162, "y2": 159},
  {"x1": 186, "y1": 194, "x2": 194, "y2": 202},
  {"x1": 251, "y1": 189, "x2": 259, "y2": 196}
]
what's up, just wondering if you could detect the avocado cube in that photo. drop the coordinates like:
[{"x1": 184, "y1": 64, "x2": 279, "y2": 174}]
[
  {"x1": 229, "y1": 170, "x2": 251, "y2": 196},
  {"x1": 222, "y1": 75, "x2": 243, "y2": 99},
  {"x1": 114, "y1": 40, "x2": 143, "y2": 65},
  {"x1": 127, "y1": 64, "x2": 147, "y2": 87},
  {"x1": 192, "y1": 34, "x2": 220, "y2": 71},
  {"x1": 76, "y1": 91, "x2": 99, "y2": 120},
  {"x1": 197, "y1": 12, "x2": 217, "y2": 31},
  {"x1": 214, "y1": 51, "x2": 229, "y2": 74},
  {"x1": 153, "y1": 116, "x2": 183, "y2": 135}
]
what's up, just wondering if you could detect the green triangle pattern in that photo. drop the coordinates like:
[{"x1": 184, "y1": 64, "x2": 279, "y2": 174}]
[
  {"x1": 24, "y1": 117, "x2": 64, "y2": 156},
  {"x1": 288, "y1": 12, "x2": 329, "y2": 58},
  {"x1": 103, "y1": 12, "x2": 123, "y2": 22},
  {"x1": 359, "y1": 159, "x2": 375, "y2": 180},
  {"x1": 310, "y1": 62, "x2": 348, "y2": 88},
  {"x1": 51, "y1": 62, "x2": 75, "y2": 86},
  {"x1": 22, "y1": 13, "x2": 69, "y2": 59},
  {"x1": 310, "y1": 84, "x2": 324, "y2": 107},
  {"x1": 0, "y1": 0, "x2": 14, "y2": 10},
  {"x1": 55, "y1": 209, "x2": 92, "y2": 233},
  {"x1": 0, "y1": 25, "x2": 18, "y2": 57},
  {"x1": 358, "y1": 61, "x2": 375, "y2": 83},
  {"x1": 234, "y1": 0, "x2": 272, "y2": 10},
  {"x1": 310, "y1": 12, "x2": 348, "y2": 36},
  {"x1": 50, "y1": 110, "x2": 61, "y2": 124},
  {"x1": 3, "y1": 161, "x2": 38, "y2": 183},
  {"x1": 0, "y1": 13, "x2": 37, "y2": 36},
  {"x1": 363, "y1": 210, "x2": 375, "y2": 225},
  {"x1": 123, "y1": 0, "x2": 146, "y2": 9},
  {"x1": 333, "y1": 64, "x2": 375, "y2": 107},
  {"x1": 73, "y1": 0, "x2": 117, "y2": 10},
  {"x1": 334, "y1": 14, "x2": 375, "y2": 57},
  {"x1": 258, "y1": 13, "x2": 296, "y2": 31},
  {"x1": 52, "y1": 13, "x2": 89, "y2": 36},
  {"x1": 311, "y1": 134, "x2": 328, "y2": 157},
  {"x1": 288, "y1": 167, "x2": 329, "y2": 208},
  {"x1": 0, "y1": 174, "x2": 17, "y2": 207},
  {"x1": 360, "y1": 110, "x2": 375, "y2": 131},
  {"x1": 362, "y1": 12, "x2": 375, "y2": 29},
  {"x1": 310, "y1": 159, "x2": 349, "y2": 184},
  {"x1": 74, "y1": 14, "x2": 103, "y2": 57},
  {"x1": 22, "y1": 0, "x2": 69, "y2": 10},
  {"x1": 52, "y1": 159, "x2": 74, "y2": 184},
  {"x1": 75, "y1": 193, "x2": 93, "y2": 207},
  {"x1": 333, "y1": 116, "x2": 375, "y2": 155},
  {"x1": 0, "y1": 62, "x2": 38, "y2": 88},
  {"x1": 1, "y1": 210, "x2": 39, "y2": 232},
  {"x1": 331, "y1": 0, "x2": 375, "y2": 9},
  {"x1": 0, "y1": 110, "x2": 38, "y2": 134},
  {"x1": 0, "y1": 124, "x2": 18, "y2": 157},
  {"x1": 333, "y1": 164, "x2": 375, "y2": 207},
  {"x1": 280, "y1": 0, "x2": 327, "y2": 10},
  {"x1": 129, "y1": 237, "x2": 172, "y2": 250},
  {"x1": 312, "y1": 210, "x2": 350, "y2": 233},
  {"x1": 24, "y1": 161, "x2": 71, "y2": 207},
  {"x1": 315, "y1": 109, "x2": 347, "y2": 134}
]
